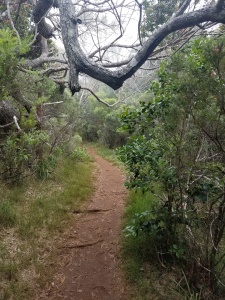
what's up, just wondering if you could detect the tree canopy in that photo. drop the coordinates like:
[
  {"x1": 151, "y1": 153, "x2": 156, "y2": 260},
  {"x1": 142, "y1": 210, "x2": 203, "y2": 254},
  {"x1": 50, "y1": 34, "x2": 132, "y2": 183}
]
[
  {"x1": 1, "y1": 0, "x2": 225, "y2": 182},
  {"x1": 1, "y1": 0, "x2": 225, "y2": 96}
]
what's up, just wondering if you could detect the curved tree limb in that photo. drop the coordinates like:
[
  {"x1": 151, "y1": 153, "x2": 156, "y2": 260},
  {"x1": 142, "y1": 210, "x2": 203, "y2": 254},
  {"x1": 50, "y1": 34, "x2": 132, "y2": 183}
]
[
  {"x1": 58, "y1": 0, "x2": 225, "y2": 93},
  {"x1": 33, "y1": 0, "x2": 56, "y2": 38},
  {"x1": 23, "y1": 56, "x2": 67, "y2": 68},
  {"x1": 41, "y1": 66, "x2": 69, "y2": 76}
]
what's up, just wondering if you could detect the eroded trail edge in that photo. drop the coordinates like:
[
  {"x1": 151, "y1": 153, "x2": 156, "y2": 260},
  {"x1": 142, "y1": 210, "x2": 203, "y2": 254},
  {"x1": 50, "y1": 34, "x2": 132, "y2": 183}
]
[{"x1": 44, "y1": 148, "x2": 128, "y2": 300}]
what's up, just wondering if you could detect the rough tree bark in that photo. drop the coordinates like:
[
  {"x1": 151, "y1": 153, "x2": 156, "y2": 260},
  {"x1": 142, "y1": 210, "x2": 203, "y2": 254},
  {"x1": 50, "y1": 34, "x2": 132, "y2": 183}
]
[
  {"x1": 26, "y1": 0, "x2": 225, "y2": 93},
  {"x1": 58, "y1": 0, "x2": 225, "y2": 93}
]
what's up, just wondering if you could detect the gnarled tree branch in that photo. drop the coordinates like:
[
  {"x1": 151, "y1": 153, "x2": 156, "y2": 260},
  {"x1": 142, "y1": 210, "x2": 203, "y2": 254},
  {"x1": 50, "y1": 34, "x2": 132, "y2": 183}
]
[{"x1": 58, "y1": 0, "x2": 225, "y2": 93}]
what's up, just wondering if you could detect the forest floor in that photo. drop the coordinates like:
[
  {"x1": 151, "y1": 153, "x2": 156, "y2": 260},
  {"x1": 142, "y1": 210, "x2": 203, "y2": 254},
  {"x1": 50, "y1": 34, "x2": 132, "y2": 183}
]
[{"x1": 39, "y1": 147, "x2": 129, "y2": 300}]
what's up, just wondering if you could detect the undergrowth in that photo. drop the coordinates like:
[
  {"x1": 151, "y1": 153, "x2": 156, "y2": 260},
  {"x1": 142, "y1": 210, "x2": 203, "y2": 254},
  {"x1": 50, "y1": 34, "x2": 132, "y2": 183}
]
[
  {"x1": 122, "y1": 190, "x2": 193, "y2": 300},
  {"x1": 0, "y1": 153, "x2": 93, "y2": 300}
]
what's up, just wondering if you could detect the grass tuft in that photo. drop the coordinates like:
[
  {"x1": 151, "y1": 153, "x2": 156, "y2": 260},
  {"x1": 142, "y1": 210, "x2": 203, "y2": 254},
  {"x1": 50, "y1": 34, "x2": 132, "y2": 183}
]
[
  {"x1": 0, "y1": 201, "x2": 16, "y2": 228},
  {"x1": 0, "y1": 155, "x2": 93, "y2": 300}
]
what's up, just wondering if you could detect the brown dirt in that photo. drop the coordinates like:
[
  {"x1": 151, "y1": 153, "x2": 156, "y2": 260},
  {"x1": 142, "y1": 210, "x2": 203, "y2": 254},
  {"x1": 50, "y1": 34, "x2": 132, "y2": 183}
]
[{"x1": 42, "y1": 148, "x2": 128, "y2": 300}]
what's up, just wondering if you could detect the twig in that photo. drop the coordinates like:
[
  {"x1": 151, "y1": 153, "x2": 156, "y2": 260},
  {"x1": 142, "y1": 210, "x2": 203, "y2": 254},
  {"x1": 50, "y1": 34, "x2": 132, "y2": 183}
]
[
  {"x1": 6, "y1": 0, "x2": 21, "y2": 44},
  {"x1": 0, "y1": 116, "x2": 21, "y2": 131},
  {"x1": 42, "y1": 101, "x2": 64, "y2": 106},
  {"x1": 13, "y1": 116, "x2": 22, "y2": 131},
  {"x1": 0, "y1": 120, "x2": 14, "y2": 128},
  {"x1": 81, "y1": 87, "x2": 121, "y2": 107},
  {"x1": 135, "y1": 0, "x2": 143, "y2": 46}
]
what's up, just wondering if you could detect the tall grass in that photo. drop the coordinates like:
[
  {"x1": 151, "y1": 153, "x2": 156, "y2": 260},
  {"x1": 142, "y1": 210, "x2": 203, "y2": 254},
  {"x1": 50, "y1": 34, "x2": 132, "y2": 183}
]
[
  {"x1": 0, "y1": 201, "x2": 16, "y2": 228},
  {"x1": 0, "y1": 155, "x2": 93, "y2": 300}
]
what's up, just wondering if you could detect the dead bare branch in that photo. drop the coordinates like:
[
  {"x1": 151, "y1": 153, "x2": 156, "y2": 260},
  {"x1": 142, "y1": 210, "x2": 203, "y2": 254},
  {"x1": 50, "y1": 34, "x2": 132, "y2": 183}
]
[
  {"x1": 6, "y1": 0, "x2": 21, "y2": 44},
  {"x1": 81, "y1": 87, "x2": 121, "y2": 107},
  {"x1": 134, "y1": 0, "x2": 143, "y2": 45},
  {"x1": 13, "y1": 116, "x2": 22, "y2": 131},
  {"x1": 23, "y1": 56, "x2": 67, "y2": 68}
]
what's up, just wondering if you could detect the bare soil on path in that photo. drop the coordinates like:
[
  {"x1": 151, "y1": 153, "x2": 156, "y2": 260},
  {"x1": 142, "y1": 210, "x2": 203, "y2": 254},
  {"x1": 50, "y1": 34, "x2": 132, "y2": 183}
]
[{"x1": 43, "y1": 148, "x2": 128, "y2": 300}]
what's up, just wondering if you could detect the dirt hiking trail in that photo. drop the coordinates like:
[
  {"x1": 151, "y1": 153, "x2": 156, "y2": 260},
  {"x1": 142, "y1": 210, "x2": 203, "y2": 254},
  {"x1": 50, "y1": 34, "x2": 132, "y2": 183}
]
[{"x1": 43, "y1": 148, "x2": 128, "y2": 300}]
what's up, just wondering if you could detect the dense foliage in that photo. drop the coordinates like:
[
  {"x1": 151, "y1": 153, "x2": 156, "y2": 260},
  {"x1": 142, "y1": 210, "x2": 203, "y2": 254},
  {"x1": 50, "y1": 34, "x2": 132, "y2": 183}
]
[
  {"x1": 0, "y1": 28, "x2": 83, "y2": 183},
  {"x1": 118, "y1": 36, "x2": 225, "y2": 298},
  {"x1": 142, "y1": 0, "x2": 181, "y2": 35},
  {"x1": 79, "y1": 93, "x2": 128, "y2": 148}
]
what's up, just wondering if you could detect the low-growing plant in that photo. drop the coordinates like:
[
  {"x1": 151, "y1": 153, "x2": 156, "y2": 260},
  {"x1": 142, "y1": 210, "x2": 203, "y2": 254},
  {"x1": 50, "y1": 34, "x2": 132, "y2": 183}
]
[
  {"x1": 119, "y1": 36, "x2": 225, "y2": 298},
  {"x1": 122, "y1": 190, "x2": 181, "y2": 299},
  {"x1": 0, "y1": 154, "x2": 93, "y2": 299},
  {"x1": 36, "y1": 154, "x2": 58, "y2": 179},
  {"x1": 70, "y1": 147, "x2": 92, "y2": 162}
]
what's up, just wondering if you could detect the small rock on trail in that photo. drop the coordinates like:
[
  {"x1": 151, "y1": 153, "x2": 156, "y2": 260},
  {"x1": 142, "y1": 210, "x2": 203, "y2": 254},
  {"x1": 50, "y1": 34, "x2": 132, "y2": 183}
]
[{"x1": 42, "y1": 148, "x2": 128, "y2": 300}]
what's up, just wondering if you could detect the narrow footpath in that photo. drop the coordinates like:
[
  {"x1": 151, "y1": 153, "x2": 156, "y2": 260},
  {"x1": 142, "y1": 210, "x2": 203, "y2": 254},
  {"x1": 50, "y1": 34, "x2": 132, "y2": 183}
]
[{"x1": 44, "y1": 148, "x2": 128, "y2": 300}]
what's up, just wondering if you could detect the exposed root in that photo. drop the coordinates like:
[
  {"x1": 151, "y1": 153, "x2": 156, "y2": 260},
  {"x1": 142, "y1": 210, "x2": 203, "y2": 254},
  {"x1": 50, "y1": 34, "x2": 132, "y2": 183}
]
[
  {"x1": 59, "y1": 239, "x2": 104, "y2": 249},
  {"x1": 72, "y1": 209, "x2": 111, "y2": 214}
]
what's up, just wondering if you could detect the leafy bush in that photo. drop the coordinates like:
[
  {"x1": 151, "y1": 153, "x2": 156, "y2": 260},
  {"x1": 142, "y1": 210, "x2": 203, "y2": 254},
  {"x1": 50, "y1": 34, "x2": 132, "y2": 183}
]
[
  {"x1": 119, "y1": 36, "x2": 225, "y2": 297},
  {"x1": 98, "y1": 112, "x2": 128, "y2": 148},
  {"x1": 0, "y1": 28, "x2": 29, "y2": 98},
  {"x1": 0, "y1": 130, "x2": 50, "y2": 182},
  {"x1": 36, "y1": 155, "x2": 58, "y2": 179},
  {"x1": 70, "y1": 147, "x2": 91, "y2": 162}
]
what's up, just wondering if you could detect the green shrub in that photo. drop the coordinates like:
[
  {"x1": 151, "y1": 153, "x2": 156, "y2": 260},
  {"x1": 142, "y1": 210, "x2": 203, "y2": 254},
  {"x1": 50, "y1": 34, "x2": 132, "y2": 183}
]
[
  {"x1": 70, "y1": 147, "x2": 91, "y2": 162},
  {"x1": 119, "y1": 36, "x2": 225, "y2": 297}
]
